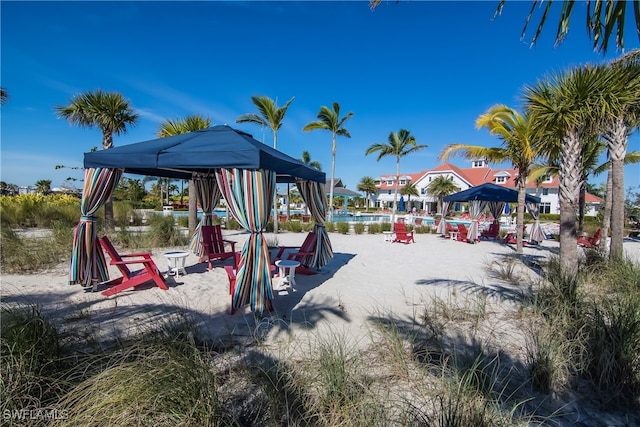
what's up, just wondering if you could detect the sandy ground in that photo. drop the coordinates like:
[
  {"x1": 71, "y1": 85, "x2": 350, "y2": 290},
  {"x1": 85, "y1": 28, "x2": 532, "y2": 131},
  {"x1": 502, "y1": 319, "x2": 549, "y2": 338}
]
[{"x1": 3, "y1": 229, "x2": 639, "y2": 352}]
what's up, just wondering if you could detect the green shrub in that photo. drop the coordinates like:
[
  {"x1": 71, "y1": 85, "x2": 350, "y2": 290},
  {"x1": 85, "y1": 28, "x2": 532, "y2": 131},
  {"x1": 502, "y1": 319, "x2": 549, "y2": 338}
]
[
  {"x1": 337, "y1": 222, "x2": 350, "y2": 234},
  {"x1": 353, "y1": 223, "x2": 365, "y2": 234},
  {"x1": 289, "y1": 221, "x2": 303, "y2": 233},
  {"x1": 144, "y1": 214, "x2": 188, "y2": 248},
  {"x1": 176, "y1": 215, "x2": 189, "y2": 228},
  {"x1": 380, "y1": 222, "x2": 392, "y2": 232},
  {"x1": 367, "y1": 223, "x2": 381, "y2": 234},
  {"x1": 325, "y1": 222, "x2": 336, "y2": 233}
]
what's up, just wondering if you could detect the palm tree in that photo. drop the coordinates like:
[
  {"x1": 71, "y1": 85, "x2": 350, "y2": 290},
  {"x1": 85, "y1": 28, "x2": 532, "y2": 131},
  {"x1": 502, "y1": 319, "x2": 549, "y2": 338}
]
[
  {"x1": 426, "y1": 176, "x2": 460, "y2": 215},
  {"x1": 599, "y1": 51, "x2": 640, "y2": 259},
  {"x1": 303, "y1": 102, "x2": 354, "y2": 221},
  {"x1": 300, "y1": 151, "x2": 322, "y2": 170},
  {"x1": 365, "y1": 129, "x2": 427, "y2": 222},
  {"x1": 370, "y1": 0, "x2": 639, "y2": 53},
  {"x1": 158, "y1": 114, "x2": 211, "y2": 234},
  {"x1": 357, "y1": 176, "x2": 378, "y2": 211},
  {"x1": 440, "y1": 105, "x2": 539, "y2": 253},
  {"x1": 524, "y1": 65, "x2": 607, "y2": 274},
  {"x1": 34, "y1": 179, "x2": 52, "y2": 195},
  {"x1": 1, "y1": 87, "x2": 8, "y2": 106},
  {"x1": 400, "y1": 182, "x2": 419, "y2": 210},
  {"x1": 55, "y1": 90, "x2": 138, "y2": 228},
  {"x1": 237, "y1": 95, "x2": 294, "y2": 233}
]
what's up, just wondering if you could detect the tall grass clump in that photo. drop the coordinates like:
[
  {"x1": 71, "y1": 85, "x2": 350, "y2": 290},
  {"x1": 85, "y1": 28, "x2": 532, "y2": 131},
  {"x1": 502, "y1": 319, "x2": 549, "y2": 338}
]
[
  {"x1": 336, "y1": 222, "x2": 350, "y2": 234},
  {"x1": 57, "y1": 324, "x2": 230, "y2": 426},
  {"x1": 298, "y1": 333, "x2": 383, "y2": 425},
  {"x1": 353, "y1": 223, "x2": 365, "y2": 234},
  {"x1": 1, "y1": 304, "x2": 66, "y2": 414},
  {"x1": 0, "y1": 222, "x2": 74, "y2": 273},
  {"x1": 325, "y1": 222, "x2": 336, "y2": 233},
  {"x1": 528, "y1": 255, "x2": 640, "y2": 408},
  {"x1": 367, "y1": 223, "x2": 381, "y2": 234},
  {"x1": 143, "y1": 214, "x2": 189, "y2": 248},
  {"x1": 380, "y1": 222, "x2": 392, "y2": 232}
]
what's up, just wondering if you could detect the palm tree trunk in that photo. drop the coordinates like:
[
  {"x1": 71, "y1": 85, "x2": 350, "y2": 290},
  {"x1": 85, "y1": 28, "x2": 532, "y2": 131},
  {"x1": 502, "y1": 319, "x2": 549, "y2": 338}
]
[
  {"x1": 599, "y1": 166, "x2": 613, "y2": 251},
  {"x1": 329, "y1": 134, "x2": 337, "y2": 222},
  {"x1": 392, "y1": 159, "x2": 399, "y2": 222},
  {"x1": 103, "y1": 133, "x2": 115, "y2": 229},
  {"x1": 273, "y1": 132, "x2": 279, "y2": 234},
  {"x1": 559, "y1": 130, "x2": 581, "y2": 276},
  {"x1": 578, "y1": 180, "x2": 586, "y2": 234},
  {"x1": 188, "y1": 179, "x2": 197, "y2": 235},
  {"x1": 607, "y1": 117, "x2": 627, "y2": 260},
  {"x1": 516, "y1": 180, "x2": 526, "y2": 253}
]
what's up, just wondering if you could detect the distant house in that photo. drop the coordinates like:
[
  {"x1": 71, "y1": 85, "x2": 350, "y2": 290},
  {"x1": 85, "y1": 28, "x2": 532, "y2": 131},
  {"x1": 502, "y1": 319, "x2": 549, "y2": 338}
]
[{"x1": 371, "y1": 160, "x2": 603, "y2": 216}]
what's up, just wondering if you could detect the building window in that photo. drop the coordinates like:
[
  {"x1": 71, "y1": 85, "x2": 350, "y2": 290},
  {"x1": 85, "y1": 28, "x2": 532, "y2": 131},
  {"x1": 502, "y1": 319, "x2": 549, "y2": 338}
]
[
  {"x1": 496, "y1": 176, "x2": 506, "y2": 184},
  {"x1": 428, "y1": 176, "x2": 432, "y2": 182},
  {"x1": 472, "y1": 160, "x2": 485, "y2": 168},
  {"x1": 540, "y1": 202, "x2": 551, "y2": 214},
  {"x1": 542, "y1": 188, "x2": 549, "y2": 196},
  {"x1": 420, "y1": 188, "x2": 426, "y2": 195},
  {"x1": 386, "y1": 180, "x2": 393, "y2": 185},
  {"x1": 388, "y1": 190, "x2": 391, "y2": 195},
  {"x1": 399, "y1": 179, "x2": 406, "y2": 185},
  {"x1": 543, "y1": 175, "x2": 553, "y2": 183}
]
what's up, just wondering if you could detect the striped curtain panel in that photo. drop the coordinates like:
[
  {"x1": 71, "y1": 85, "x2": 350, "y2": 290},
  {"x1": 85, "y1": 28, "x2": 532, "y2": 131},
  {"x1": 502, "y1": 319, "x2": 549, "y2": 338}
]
[
  {"x1": 436, "y1": 201, "x2": 450, "y2": 235},
  {"x1": 69, "y1": 168, "x2": 123, "y2": 287},
  {"x1": 486, "y1": 201, "x2": 506, "y2": 225},
  {"x1": 188, "y1": 176, "x2": 222, "y2": 257},
  {"x1": 296, "y1": 180, "x2": 334, "y2": 269},
  {"x1": 467, "y1": 200, "x2": 488, "y2": 242},
  {"x1": 216, "y1": 168, "x2": 275, "y2": 312},
  {"x1": 526, "y1": 201, "x2": 545, "y2": 244}
]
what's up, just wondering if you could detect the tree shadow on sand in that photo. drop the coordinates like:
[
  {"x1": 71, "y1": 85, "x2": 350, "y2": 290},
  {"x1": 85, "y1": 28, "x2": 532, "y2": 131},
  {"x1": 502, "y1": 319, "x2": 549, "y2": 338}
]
[{"x1": 1, "y1": 251, "x2": 356, "y2": 349}]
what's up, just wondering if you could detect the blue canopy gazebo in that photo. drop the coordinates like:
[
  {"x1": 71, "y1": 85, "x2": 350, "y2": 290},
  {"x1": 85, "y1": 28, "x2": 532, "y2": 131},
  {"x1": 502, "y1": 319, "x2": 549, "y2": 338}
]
[
  {"x1": 72, "y1": 125, "x2": 331, "y2": 312},
  {"x1": 443, "y1": 183, "x2": 542, "y2": 243}
]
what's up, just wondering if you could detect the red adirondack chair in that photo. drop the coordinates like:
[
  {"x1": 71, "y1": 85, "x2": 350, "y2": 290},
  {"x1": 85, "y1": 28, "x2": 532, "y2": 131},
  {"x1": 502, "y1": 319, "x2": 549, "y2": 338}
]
[
  {"x1": 200, "y1": 224, "x2": 236, "y2": 270},
  {"x1": 274, "y1": 232, "x2": 319, "y2": 275},
  {"x1": 456, "y1": 223, "x2": 469, "y2": 242},
  {"x1": 98, "y1": 236, "x2": 168, "y2": 297},
  {"x1": 445, "y1": 221, "x2": 458, "y2": 239},
  {"x1": 480, "y1": 222, "x2": 500, "y2": 240},
  {"x1": 503, "y1": 224, "x2": 528, "y2": 246},
  {"x1": 577, "y1": 228, "x2": 602, "y2": 248},
  {"x1": 393, "y1": 222, "x2": 415, "y2": 244}
]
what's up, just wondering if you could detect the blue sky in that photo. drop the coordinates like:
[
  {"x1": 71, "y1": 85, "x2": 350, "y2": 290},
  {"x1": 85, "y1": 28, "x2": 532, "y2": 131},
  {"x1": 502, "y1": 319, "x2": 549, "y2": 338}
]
[{"x1": 1, "y1": 1, "x2": 639, "y2": 193}]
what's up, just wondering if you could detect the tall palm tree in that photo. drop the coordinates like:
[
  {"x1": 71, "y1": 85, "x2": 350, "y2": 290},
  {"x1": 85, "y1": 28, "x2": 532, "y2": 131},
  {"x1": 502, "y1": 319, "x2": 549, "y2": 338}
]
[
  {"x1": 1, "y1": 87, "x2": 8, "y2": 106},
  {"x1": 426, "y1": 176, "x2": 460, "y2": 215},
  {"x1": 237, "y1": 95, "x2": 294, "y2": 233},
  {"x1": 401, "y1": 182, "x2": 419, "y2": 210},
  {"x1": 370, "y1": 0, "x2": 639, "y2": 53},
  {"x1": 365, "y1": 129, "x2": 427, "y2": 222},
  {"x1": 158, "y1": 114, "x2": 211, "y2": 234},
  {"x1": 357, "y1": 176, "x2": 378, "y2": 211},
  {"x1": 524, "y1": 65, "x2": 607, "y2": 274},
  {"x1": 440, "y1": 105, "x2": 539, "y2": 253},
  {"x1": 303, "y1": 102, "x2": 354, "y2": 222},
  {"x1": 55, "y1": 90, "x2": 138, "y2": 228},
  {"x1": 599, "y1": 51, "x2": 640, "y2": 259}
]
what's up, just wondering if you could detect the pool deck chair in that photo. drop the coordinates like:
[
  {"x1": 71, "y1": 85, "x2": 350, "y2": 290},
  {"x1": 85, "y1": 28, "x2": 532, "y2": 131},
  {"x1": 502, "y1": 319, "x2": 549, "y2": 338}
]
[
  {"x1": 98, "y1": 236, "x2": 168, "y2": 297},
  {"x1": 393, "y1": 222, "x2": 415, "y2": 244},
  {"x1": 274, "y1": 232, "x2": 319, "y2": 275},
  {"x1": 200, "y1": 224, "x2": 236, "y2": 270}
]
